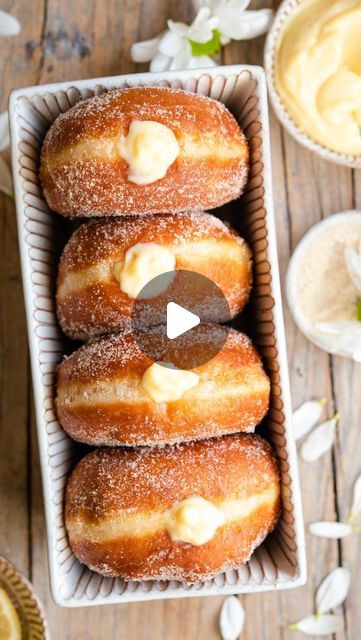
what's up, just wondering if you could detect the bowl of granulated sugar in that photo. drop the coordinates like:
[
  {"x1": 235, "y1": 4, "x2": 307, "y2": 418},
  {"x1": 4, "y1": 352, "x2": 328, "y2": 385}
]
[{"x1": 286, "y1": 210, "x2": 361, "y2": 362}]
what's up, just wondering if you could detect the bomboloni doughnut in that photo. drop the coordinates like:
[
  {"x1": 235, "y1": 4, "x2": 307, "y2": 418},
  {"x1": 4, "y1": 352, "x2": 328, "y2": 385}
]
[
  {"x1": 65, "y1": 434, "x2": 280, "y2": 582},
  {"x1": 57, "y1": 212, "x2": 252, "y2": 340},
  {"x1": 40, "y1": 86, "x2": 249, "y2": 217},
  {"x1": 56, "y1": 326, "x2": 270, "y2": 446}
]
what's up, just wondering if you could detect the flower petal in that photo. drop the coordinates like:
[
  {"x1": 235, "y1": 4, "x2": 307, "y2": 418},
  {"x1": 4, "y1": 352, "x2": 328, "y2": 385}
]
[
  {"x1": 316, "y1": 567, "x2": 351, "y2": 614},
  {"x1": 317, "y1": 321, "x2": 361, "y2": 336},
  {"x1": 219, "y1": 596, "x2": 245, "y2": 640},
  {"x1": 0, "y1": 156, "x2": 13, "y2": 197},
  {"x1": 345, "y1": 247, "x2": 361, "y2": 294},
  {"x1": 168, "y1": 19, "x2": 192, "y2": 38},
  {"x1": 170, "y1": 8, "x2": 219, "y2": 44},
  {"x1": 309, "y1": 521, "x2": 352, "y2": 539},
  {"x1": 131, "y1": 36, "x2": 162, "y2": 63},
  {"x1": 212, "y1": 0, "x2": 252, "y2": 18},
  {"x1": 167, "y1": 41, "x2": 193, "y2": 71},
  {"x1": 293, "y1": 399, "x2": 325, "y2": 441},
  {"x1": 193, "y1": 6, "x2": 213, "y2": 24},
  {"x1": 218, "y1": 8, "x2": 273, "y2": 41},
  {"x1": 0, "y1": 10, "x2": 21, "y2": 37},
  {"x1": 158, "y1": 30, "x2": 185, "y2": 57},
  {"x1": 300, "y1": 414, "x2": 339, "y2": 462},
  {"x1": 0, "y1": 111, "x2": 10, "y2": 151},
  {"x1": 149, "y1": 52, "x2": 172, "y2": 72},
  {"x1": 349, "y1": 473, "x2": 361, "y2": 520},
  {"x1": 290, "y1": 614, "x2": 344, "y2": 635},
  {"x1": 187, "y1": 54, "x2": 218, "y2": 68},
  {"x1": 317, "y1": 322, "x2": 361, "y2": 360}
]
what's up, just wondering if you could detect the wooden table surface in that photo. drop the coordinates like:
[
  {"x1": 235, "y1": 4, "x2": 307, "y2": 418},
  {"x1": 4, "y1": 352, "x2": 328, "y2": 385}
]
[{"x1": 0, "y1": 1, "x2": 360, "y2": 638}]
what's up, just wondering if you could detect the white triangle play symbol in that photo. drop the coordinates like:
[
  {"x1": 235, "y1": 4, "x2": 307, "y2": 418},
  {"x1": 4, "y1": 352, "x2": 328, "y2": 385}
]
[{"x1": 166, "y1": 301, "x2": 200, "y2": 340}]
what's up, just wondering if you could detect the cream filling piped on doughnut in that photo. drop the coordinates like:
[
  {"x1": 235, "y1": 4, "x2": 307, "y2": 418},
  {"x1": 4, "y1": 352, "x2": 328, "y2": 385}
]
[
  {"x1": 66, "y1": 485, "x2": 279, "y2": 544},
  {"x1": 118, "y1": 120, "x2": 180, "y2": 185},
  {"x1": 57, "y1": 239, "x2": 246, "y2": 300},
  {"x1": 167, "y1": 496, "x2": 225, "y2": 545},
  {"x1": 113, "y1": 243, "x2": 175, "y2": 299},
  {"x1": 141, "y1": 363, "x2": 199, "y2": 403},
  {"x1": 57, "y1": 365, "x2": 269, "y2": 406},
  {"x1": 43, "y1": 131, "x2": 245, "y2": 171}
]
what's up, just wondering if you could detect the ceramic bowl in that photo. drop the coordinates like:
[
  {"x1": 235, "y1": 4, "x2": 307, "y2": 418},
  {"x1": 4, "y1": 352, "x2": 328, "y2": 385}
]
[
  {"x1": 264, "y1": 0, "x2": 361, "y2": 169},
  {"x1": 9, "y1": 65, "x2": 306, "y2": 606},
  {"x1": 0, "y1": 555, "x2": 49, "y2": 639},
  {"x1": 286, "y1": 210, "x2": 361, "y2": 357}
]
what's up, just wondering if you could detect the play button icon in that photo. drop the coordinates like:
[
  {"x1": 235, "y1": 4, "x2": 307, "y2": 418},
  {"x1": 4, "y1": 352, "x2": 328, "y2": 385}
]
[
  {"x1": 166, "y1": 302, "x2": 200, "y2": 339},
  {"x1": 131, "y1": 270, "x2": 232, "y2": 369}
]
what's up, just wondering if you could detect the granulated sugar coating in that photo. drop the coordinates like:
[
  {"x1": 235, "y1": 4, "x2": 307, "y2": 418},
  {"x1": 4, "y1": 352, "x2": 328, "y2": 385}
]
[
  {"x1": 56, "y1": 211, "x2": 252, "y2": 340},
  {"x1": 40, "y1": 86, "x2": 249, "y2": 217},
  {"x1": 66, "y1": 433, "x2": 279, "y2": 516},
  {"x1": 56, "y1": 326, "x2": 270, "y2": 447},
  {"x1": 58, "y1": 326, "x2": 260, "y2": 383},
  {"x1": 64, "y1": 433, "x2": 280, "y2": 582},
  {"x1": 59, "y1": 212, "x2": 245, "y2": 271}
]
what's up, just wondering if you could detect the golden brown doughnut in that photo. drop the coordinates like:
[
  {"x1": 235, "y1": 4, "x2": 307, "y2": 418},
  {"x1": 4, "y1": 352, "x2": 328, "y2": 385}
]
[
  {"x1": 65, "y1": 434, "x2": 281, "y2": 582},
  {"x1": 40, "y1": 87, "x2": 249, "y2": 217},
  {"x1": 56, "y1": 326, "x2": 270, "y2": 446},
  {"x1": 56, "y1": 212, "x2": 252, "y2": 340}
]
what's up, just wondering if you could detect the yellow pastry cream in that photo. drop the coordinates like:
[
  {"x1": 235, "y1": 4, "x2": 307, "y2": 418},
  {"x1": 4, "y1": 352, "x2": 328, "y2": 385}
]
[
  {"x1": 113, "y1": 242, "x2": 175, "y2": 298},
  {"x1": 275, "y1": 0, "x2": 361, "y2": 155},
  {"x1": 141, "y1": 362, "x2": 199, "y2": 403},
  {"x1": 119, "y1": 120, "x2": 180, "y2": 184},
  {"x1": 166, "y1": 496, "x2": 225, "y2": 545}
]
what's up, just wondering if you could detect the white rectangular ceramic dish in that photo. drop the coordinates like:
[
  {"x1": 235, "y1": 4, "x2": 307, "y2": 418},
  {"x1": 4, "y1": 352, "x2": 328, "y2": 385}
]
[{"x1": 9, "y1": 65, "x2": 306, "y2": 607}]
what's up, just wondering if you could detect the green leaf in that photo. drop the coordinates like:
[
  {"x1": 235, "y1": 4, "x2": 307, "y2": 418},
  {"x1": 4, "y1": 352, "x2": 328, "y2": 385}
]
[
  {"x1": 189, "y1": 29, "x2": 221, "y2": 57},
  {"x1": 356, "y1": 300, "x2": 361, "y2": 321}
]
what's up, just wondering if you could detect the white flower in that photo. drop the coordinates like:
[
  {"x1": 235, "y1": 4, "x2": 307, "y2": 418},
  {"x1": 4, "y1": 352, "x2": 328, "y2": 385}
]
[
  {"x1": 316, "y1": 567, "x2": 351, "y2": 614},
  {"x1": 316, "y1": 245, "x2": 361, "y2": 361},
  {"x1": 289, "y1": 567, "x2": 351, "y2": 635},
  {"x1": 348, "y1": 472, "x2": 361, "y2": 521},
  {"x1": 300, "y1": 414, "x2": 339, "y2": 462},
  {"x1": 219, "y1": 596, "x2": 245, "y2": 640},
  {"x1": 131, "y1": 8, "x2": 218, "y2": 72},
  {"x1": 316, "y1": 321, "x2": 361, "y2": 362},
  {"x1": 0, "y1": 10, "x2": 21, "y2": 37},
  {"x1": 293, "y1": 398, "x2": 325, "y2": 441},
  {"x1": 195, "y1": 0, "x2": 273, "y2": 44},
  {"x1": 345, "y1": 246, "x2": 361, "y2": 294},
  {"x1": 309, "y1": 521, "x2": 355, "y2": 539},
  {"x1": 289, "y1": 614, "x2": 344, "y2": 636},
  {"x1": 131, "y1": 1, "x2": 273, "y2": 71}
]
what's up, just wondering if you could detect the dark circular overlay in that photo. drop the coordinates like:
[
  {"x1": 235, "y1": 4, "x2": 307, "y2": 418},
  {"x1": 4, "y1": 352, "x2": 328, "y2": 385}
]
[{"x1": 131, "y1": 270, "x2": 232, "y2": 369}]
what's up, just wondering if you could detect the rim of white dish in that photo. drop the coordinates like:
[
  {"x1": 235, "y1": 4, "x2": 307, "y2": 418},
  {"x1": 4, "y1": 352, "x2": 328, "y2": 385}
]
[
  {"x1": 264, "y1": 0, "x2": 361, "y2": 169},
  {"x1": 286, "y1": 210, "x2": 361, "y2": 354}
]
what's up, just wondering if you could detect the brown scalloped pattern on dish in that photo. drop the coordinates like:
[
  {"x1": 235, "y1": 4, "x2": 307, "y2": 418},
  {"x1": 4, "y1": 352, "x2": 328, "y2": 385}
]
[{"x1": 0, "y1": 556, "x2": 49, "y2": 639}]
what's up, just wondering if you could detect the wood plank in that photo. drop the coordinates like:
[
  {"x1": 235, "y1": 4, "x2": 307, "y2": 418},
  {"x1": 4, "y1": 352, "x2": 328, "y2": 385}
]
[
  {"x1": 277, "y1": 134, "x2": 352, "y2": 640},
  {"x1": 0, "y1": 0, "x2": 45, "y2": 578},
  {"x1": 0, "y1": 0, "x2": 357, "y2": 637},
  {"x1": 0, "y1": 191, "x2": 29, "y2": 576},
  {"x1": 223, "y1": 12, "x2": 292, "y2": 638},
  {"x1": 226, "y1": 4, "x2": 355, "y2": 639},
  {"x1": 331, "y1": 170, "x2": 361, "y2": 640}
]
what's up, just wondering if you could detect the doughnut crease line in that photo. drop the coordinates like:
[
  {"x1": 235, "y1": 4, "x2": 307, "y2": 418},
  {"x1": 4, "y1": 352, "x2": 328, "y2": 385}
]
[{"x1": 67, "y1": 486, "x2": 280, "y2": 543}]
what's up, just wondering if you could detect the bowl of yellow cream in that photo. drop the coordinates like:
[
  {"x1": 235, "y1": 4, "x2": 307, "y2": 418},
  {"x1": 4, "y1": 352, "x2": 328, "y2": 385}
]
[{"x1": 264, "y1": 0, "x2": 361, "y2": 167}]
